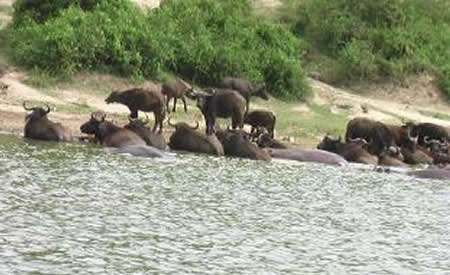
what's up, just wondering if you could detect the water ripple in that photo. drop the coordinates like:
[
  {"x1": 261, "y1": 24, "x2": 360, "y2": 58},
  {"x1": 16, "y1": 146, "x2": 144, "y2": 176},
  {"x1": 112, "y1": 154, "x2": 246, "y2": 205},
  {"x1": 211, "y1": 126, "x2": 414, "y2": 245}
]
[{"x1": 0, "y1": 134, "x2": 449, "y2": 274}]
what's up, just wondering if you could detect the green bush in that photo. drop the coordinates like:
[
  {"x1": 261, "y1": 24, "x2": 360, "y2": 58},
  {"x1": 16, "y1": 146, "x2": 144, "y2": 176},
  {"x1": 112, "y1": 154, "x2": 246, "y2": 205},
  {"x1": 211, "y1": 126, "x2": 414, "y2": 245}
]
[
  {"x1": 9, "y1": 0, "x2": 310, "y2": 99},
  {"x1": 279, "y1": 0, "x2": 450, "y2": 97}
]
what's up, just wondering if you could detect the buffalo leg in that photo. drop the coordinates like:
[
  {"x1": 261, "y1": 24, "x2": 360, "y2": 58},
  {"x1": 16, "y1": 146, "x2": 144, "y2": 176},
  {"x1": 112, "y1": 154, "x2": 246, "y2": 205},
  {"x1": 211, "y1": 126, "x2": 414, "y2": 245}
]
[
  {"x1": 130, "y1": 109, "x2": 138, "y2": 119},
  {"x1": 206, "y1": 117, "x2": 215, "y2": 135},
  {"x1": 166, "y1": 96, "x2": 171, "y2": 114},
  {"x1": 172, "y1": 97, "x2": 177, "y2": 113},
  {"x1": 182, "y1": 96, "x2": 187, "y2": 113}
]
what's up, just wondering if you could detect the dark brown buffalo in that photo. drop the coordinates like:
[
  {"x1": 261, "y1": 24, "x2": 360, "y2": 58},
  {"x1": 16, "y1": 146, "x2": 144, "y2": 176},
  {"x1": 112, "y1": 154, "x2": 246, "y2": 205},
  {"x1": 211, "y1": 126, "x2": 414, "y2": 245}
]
[
  {"x1": 80, "y1": 112, "x2": 146, "y2": 148},
  {"x1": 161, "y1": 78, "x2": 192, "y2": 113},
  {"x1": 194, "y1": 88, "x2": 247, "y2": 135},
  {"x1": 218, "y1": 77, "x2": 269, "y2": 112},
  {"x1": 251, "y1": 127, "x2": 289, "y2": 149},
  {"x1": 244, "y1": 110, "x2": 276, "y2": 138},
  {"x1": 105, "y1": 87, "x2": 165, "y2": 133},
  {"x1": 401, "y1": 144, "x2": 434, "y2": 165},
  {"x1": 409, "y1": 122, "x2": 450, "y2": 146},
  {"x1": 215, "y1": 129, "x2": 271, "y2": 162},
  {"x1": 387, "y1": 123, "x2": 417, "y2": 148},
  {"x1": 378, "y1": 147, "x2": 407, "y2": 167},
  {"x1": 124, "y1": 115, "x2": 167, "y2": 150},
  {"x1": 23, "y1": 102, "x2": 72, "y2": 142},
  {"x1": 345, "y1": 117, "x2": 397, "y2": 156},
  {"x1": 317, "y1": 135, "x2": 378, "y2": 165},
  {"x1": 423, "y1": 136, "x2": 450, "y2": 164},
  {"x1": 168, "y1": 118, "x2": 224, "y2": 156}
]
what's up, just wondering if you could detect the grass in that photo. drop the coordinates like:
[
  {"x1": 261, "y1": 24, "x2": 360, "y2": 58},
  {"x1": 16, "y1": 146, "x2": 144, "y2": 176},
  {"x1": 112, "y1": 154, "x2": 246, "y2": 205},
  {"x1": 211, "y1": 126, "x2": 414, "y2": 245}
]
[
  {"x1": 418, "y1": 110, "x2": 450, "y2": 121},
  {"x1": 250, "y1": 98, "x2": 349, "y2": 145}
]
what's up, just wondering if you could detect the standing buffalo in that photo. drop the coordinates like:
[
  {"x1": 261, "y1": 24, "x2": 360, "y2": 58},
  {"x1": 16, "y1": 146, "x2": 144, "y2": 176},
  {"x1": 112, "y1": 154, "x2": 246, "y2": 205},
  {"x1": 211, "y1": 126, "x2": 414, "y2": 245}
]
[
  {"x1": 168, "y1": 118, "x2": 224, "y2": 156},
  {"x1": 345, "y1": 117, "x2": 397, "y2": 155},
  {"x1": 409, "y1": 122, "x2": 450, "y2": 146},
  {"x1": 105, "y1": 87, "x2": 165, "y2": 133},
  {"x1": 317, "y1": 135, "x2": 378, "y2": 165},
  {"x1": 218, "y1": 77, "x2": 269, "y2": 112},
  {"x1": 215, "y1": 129, "x2": 271, "y2": 161},
  {"x1": 124, "y1": 115, "x2": 167, "y2": 150},
  {"x1": 23, "y1": 101, "x2": 72, "y2": 142},
  {"x1": 161, "y1": 78, "x2": 192, "y2": 113},
  {"x1": 244, "y1": 110, "x2": 276, "y2": 138},
  {"x1": 193, "y1": 88, "x2": 247, "y2": 135}
]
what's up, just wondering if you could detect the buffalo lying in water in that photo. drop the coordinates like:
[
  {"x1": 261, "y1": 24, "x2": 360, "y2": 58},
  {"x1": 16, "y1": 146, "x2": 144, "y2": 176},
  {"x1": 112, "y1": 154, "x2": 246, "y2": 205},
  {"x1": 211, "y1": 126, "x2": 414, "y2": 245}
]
[
  {"x1": 80, "y1": 112, "x2": 167, "y2": 158},
  {"x1": 23, "y1": 101, "x2": 73, "y2": 142},
  {"x1": 168, "y1": 118, "x2": 224, "y2": 156},
  {"x1": 317, "y1": 135, "x2": 378, "y2": 165},
  {"x1": 124, "y1": 115, "x2": 167, "y2": 150},
  {"x1": 215, "y1": 129, "x2": 271, "y2": 162}
]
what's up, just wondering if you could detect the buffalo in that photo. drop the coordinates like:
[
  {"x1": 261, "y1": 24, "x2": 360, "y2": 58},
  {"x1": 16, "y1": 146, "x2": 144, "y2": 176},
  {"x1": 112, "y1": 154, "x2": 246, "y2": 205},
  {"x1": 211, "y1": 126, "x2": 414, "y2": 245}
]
[
  {"x1": 317, "y1": 135, "x2": 378, "y2": 165},
  {"x1": 168, "y1": 118, "x2": 224, "y2": 156},
  {"x1": 409, "y1": 122, "x2": 450, "y2": 146},
  {"x1": 218, "y1": 77, "x2": 269, "y2": 113},
  {"x1": 345, "y1": 117, "x2": 397, "y2": 156},
  {"x1": 80, "y1": 112, "x2": 146, "y2": 148},
  {"x1": 193, "y1": 88, "x2": 247, "y2": 135},
  {"x1": 161, "y1": 78, "x2": 192, "y2": 113},
  {"x1": 23, "y1": 101, "x2": 73, "y2": 142},
  {"x1": 251, "y1": 127, "x2": 289, "y2": 149},
  {"x1": 105, "y1": 87, "x2": 166, "y2": 133},
  {"x1": 378, "y1": 147, "x2": 407, "y2": 167},
  {"x1": 124, "y1": 115, "x2": 167, "y2": 150},
  {"x1": 244, "y1": 110, "x2": 276, "y2": 138},
  {"x1": 215, "y1": 129, "x2": 271, "y2": 161}
]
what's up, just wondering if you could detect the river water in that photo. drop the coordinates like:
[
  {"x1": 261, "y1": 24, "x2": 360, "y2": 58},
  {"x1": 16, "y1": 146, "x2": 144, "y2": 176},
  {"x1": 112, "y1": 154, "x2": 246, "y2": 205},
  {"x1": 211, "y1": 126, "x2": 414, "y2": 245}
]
[{"x1": 0, "y1": 133, "x2": 449, "y2": 274}]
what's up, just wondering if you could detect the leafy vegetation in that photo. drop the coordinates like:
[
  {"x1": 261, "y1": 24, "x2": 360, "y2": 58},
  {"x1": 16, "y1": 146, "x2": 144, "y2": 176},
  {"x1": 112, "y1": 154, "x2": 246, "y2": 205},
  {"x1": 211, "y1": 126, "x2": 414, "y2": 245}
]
[
  {"x1": 279, "y1": 0, "x2": 450, "y2": 97},
  {"x1": 7, "y1": 0, "x2": 310, "y2": 99}
]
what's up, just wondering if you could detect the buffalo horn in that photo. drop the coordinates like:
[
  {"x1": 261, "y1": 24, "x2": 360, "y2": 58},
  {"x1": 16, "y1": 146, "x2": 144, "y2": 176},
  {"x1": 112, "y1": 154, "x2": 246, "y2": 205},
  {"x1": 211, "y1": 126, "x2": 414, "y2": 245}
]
[
  {"x1": 406, "y1": 127, "x2": 418, "y2": 142},
  {"x1": 91, "y1": 112, "x2": 106, "y2": 122},
  {"x1": 348, "y1": 137, "x2": 368, "y2": 144},
  {"x1": 167, "y1": 117, "x2": 176, "y2": 128},
  {"x1": 189, "y1": 121, "x2": 199, "y2": 130},
  {"x1": 143, "y1": 114, "x2": 149, "y2": 125},
  {"x1": 44, "y1": 104, "x2": 51, "y2": 114},
  {"x1": 128, "y1": 114, "x2": 138, "y2": 122},
  {"x1": 22, "y1": 101, "x2": 35, "y2": 111}
]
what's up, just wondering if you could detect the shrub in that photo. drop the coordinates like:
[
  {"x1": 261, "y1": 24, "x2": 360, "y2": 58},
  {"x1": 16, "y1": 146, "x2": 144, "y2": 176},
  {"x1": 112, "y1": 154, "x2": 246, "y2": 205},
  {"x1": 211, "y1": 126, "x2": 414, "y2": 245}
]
[
  {"x1": 9, "y1": 0, "x2": 311, "y2": 100},
  {"x1": 279, "y1": 0, "x2": 450, "y2": 97}
]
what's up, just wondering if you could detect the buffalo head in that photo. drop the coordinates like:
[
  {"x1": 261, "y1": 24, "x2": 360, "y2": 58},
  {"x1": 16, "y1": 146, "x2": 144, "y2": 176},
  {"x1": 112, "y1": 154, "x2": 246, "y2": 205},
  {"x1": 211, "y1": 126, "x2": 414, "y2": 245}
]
[
  {"x1": 167, "y1": 117, "x2": 199, "y2": 131},
  {"x1": 253, "y1": 83, "x2": 269, "y2": 100},
  {"x1": 80, "y1": 112, "x2": 106, "y2": 134},
  {"x1": 105, "y1": 91, "x2": 120, "y2": 104},
  {"x1": 317, "y1": 135, "x2": 341, "y2": 152},
  {"x1": 23, "y1": 101, "x2": 51, "y2": 122}
]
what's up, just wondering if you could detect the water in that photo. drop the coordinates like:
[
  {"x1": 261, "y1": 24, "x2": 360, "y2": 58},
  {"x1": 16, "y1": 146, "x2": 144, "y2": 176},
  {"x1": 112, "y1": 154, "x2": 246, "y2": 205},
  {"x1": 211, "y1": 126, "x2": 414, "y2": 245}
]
[{"x1": 0, "y1": 134, "x2": 449, "y2": 274}]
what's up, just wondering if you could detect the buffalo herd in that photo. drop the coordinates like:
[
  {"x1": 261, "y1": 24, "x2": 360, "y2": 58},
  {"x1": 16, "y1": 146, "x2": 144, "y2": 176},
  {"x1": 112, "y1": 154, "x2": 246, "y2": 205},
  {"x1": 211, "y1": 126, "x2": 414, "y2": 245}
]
[{"x1": 20, "y1": 76, "x2": 450, "y2": 180}]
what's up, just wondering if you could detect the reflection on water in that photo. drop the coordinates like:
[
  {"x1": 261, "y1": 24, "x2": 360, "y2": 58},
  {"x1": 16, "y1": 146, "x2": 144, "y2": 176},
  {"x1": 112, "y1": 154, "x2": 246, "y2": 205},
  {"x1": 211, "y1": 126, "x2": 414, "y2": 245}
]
[{"x1": 0, "y1": 134, "x2": 449, "y2": 274}]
